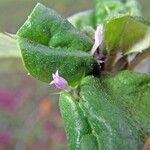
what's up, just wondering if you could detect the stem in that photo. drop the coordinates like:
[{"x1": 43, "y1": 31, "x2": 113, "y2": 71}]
[
  {"x1": 104, "y1": 51, "x2": 117, "y2": 71},
  {"x1": 113, "y1": 56, "x2": 128, "y2": 72},
  {"x1": 128, "y1": 50, "x2": 150, "y2": 70}
]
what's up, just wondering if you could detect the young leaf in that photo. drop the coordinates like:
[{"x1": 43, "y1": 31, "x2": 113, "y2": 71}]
[
  {"x1": 17, "y1": 3, "x2": 98, "y2": 86},
  {"x1": 79, "y1": 71, "x2": 150, "y2": 149},
  {"x1": 125, "y1": 0, "x2": 142, "y2": 16},
  {"x1": 59, "y1": 92, "x2": 92, "y2": 150},
  {"x1": 68, "y1": 10, "x2": 95, "y2": 29},
  {"x1": 95, "y1": 0, "x2": 125, "y2": 24},
  {"x1": 104, "y1": 15, "x2": 150, "y2": 54}
]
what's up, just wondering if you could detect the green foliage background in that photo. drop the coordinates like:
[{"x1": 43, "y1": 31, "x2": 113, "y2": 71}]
[{"x1": 0, "y1": 0, "x2": 149, "y2": 33}]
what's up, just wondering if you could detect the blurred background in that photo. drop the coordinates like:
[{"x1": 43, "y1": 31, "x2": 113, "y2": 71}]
[{"x1": 0, "y1": 0, "x2": 149, "y2": 150}]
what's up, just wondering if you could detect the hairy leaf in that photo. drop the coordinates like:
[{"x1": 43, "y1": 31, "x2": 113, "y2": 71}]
[
  {"x1": 79, "y1": 134, "x2": 98, "y2": 150},
  {"x1": 79, "y1": 70, "x2": 150, "y2": 149},
  {"x1": 59, "y1": 92, "x2": 92, "y2": 150},
  {"x1": 17, "y1": 3, "x2": 97, "y2": 86}
]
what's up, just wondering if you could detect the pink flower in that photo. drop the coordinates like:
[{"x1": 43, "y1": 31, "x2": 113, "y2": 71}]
[
  {"x1": 91, "y1": 24, "x2": 103, "y2": 55},
  {"x1": 49, "y1": 70, "x2": 68, "y2": 89}
]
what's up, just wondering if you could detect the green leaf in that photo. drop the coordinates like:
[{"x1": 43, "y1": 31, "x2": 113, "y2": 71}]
[
  {"x1": 79, "y1": 134, "x2": 98, "y2": 150},
  {"x1": 59, "y1": 91, "x2": 92, "y2": 150},
  {"x1": 94, "y1": 0, "x2": 142, "y2": 25},
  {"x1": 68, "y1": 10, "x2": 95, "y2": 29},
  {"x1": 79, "y1": 71, "x2": 150, "y2": 149},
  {"x1": 104, "y1": 15, "x2": 150, "y2": 54},
  {"x1": 17, "y1": 3, "x2": 97, "y2": 86},
  {"x1": 95, "y1": 0, "x2": 125, "y2": 24},
  {"x1": 125, "y1": 0, "x2": 142, "y2": 16},
  {"x1": 0, "y1": 33, "x2": 19, "y2": 58}
]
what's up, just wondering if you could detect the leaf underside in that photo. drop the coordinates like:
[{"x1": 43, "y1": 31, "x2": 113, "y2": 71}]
[{"x1": 104, "y1": 15, "x2": 150, "y2": 54}]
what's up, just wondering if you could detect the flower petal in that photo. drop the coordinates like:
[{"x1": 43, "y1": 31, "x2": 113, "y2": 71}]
[
  {"x1": 49, "y1": 70, "x2": 68, "y2": 89},
  {"x1": 91, "y1": 24, "x2": 103, "y2": 55},
  {"x1": 55, "y1": 70, "x2": 59, "y2": 76}
]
